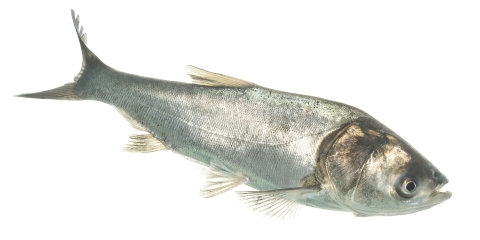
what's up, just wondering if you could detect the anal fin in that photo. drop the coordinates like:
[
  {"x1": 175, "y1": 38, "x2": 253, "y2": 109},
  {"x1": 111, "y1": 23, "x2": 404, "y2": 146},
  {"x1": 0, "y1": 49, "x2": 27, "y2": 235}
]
[
  {"x1": 115, "y1": 108, "x2": 166, "y2": 153},
  {"x1": 123, "y1": 134, "x2": 167, "y2": 153},
  {"x1": 200, "y1": 164, "x2": 248, "y2": 198},
  {"x1": 237, "y1": 188, "x2": 320, "y2": 219},
  {"x1": 116, "y1": 108, "x2": 146, "y2": 131}
]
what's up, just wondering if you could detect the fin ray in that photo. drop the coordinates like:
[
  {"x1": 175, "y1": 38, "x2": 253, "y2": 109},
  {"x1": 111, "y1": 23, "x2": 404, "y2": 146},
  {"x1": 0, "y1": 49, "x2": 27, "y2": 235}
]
[
  {"x1": 237, "y1": 188, "x2": 319, "y2": 219},
  {"x1": 200, "y1": 164, "x2": 248, "y2": 198},
  {"x1": 71, "y1": 9, "x2": 87, "y2": 45},
  {"x1": 16, "y1": 10, "x2": 103, "y2": 101},
  {"x1": 123, "y1": 134, "x2": 167, "y2": 153},
  {"x1": 186, "y1": 65, "x2": 255, "y2": 88},
  {"x1": 16, "y1": 83, "x2": 78, "y2": 100}
]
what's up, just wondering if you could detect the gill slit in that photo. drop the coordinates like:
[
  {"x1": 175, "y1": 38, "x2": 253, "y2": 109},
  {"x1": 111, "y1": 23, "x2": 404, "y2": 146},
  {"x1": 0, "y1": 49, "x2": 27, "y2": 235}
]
[
  {"x1": 350, "y1": 151, "x2": 371, "y2": 202},
  {"x1": 324, "y1": 155, "x2": 357, "y2": 213}
]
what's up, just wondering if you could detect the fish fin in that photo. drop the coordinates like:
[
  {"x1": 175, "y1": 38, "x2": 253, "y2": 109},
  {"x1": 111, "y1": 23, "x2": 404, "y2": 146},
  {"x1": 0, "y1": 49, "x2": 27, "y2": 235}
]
[
  {"x1": 237, "y1": 188, "x2": 319, "y2": 219},
  {"x1": 16, "y1": 83, "x2": 78, "y2": 100},
  {"x1": 186, "y1": 65, "x2": 256, "y2": 88},
  {"x1": 116, "y1": 108, "x2": 146, "y2": 131},
  {"x1": 353, "y1": 212, "x2": 368, "y2": 217},
  {"x1": 70, "y1": 9, "x2": 105, "y2": 82},
  {"x1": 123, "y1": 134, "x2": 167, "y2": 153},
  {"x1": 200, "y1": 163, "x2": 248, "y2": 198},
  {"x1": 115, "y1": 108, "x2": 166, "y2": 152},
  {"x1": 71, "y1": 9, "x2": 88, "y2": 45},
  {"x1": 16, "y1": 10, "x2": 105, "y2": 100},
  {"x1": 71, "y1": 9, "x2": 88, "y2": 82}
]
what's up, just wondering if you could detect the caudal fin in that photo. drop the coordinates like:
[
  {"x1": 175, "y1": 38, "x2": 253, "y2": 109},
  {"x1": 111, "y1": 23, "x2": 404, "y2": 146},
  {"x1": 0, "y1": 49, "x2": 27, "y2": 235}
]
[{"x1": 16, "y1": 9, "x2": 104, "y2": 100}]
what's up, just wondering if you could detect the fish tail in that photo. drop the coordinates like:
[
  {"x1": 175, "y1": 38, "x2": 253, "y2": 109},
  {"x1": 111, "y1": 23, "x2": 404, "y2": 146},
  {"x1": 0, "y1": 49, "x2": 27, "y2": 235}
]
[{"x1": 16, "y1": 10, "x2": 105, "y2": 100}]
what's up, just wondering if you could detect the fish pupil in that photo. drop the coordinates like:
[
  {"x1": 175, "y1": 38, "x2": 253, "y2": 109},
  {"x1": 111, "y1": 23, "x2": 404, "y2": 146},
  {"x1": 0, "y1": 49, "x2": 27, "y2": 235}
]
[{"x1": 406, "y1": 181, "x2": 416, "y2": 191}]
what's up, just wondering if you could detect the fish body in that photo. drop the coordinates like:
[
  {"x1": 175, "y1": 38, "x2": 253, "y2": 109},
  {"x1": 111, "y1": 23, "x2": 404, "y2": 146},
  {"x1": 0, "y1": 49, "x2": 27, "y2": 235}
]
[
  {"x1": 83, "y1": 66, "x2": 368, "y2": 211},
  {"x1": 17, "y1": 10, "x2": 451, "y2": 217}
]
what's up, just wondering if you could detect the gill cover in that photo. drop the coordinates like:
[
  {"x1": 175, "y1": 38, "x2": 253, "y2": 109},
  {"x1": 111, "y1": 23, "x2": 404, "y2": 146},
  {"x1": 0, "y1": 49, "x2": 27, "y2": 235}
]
[{"x1": 325, "y1": 124, "x2": 385, "y2": 199}]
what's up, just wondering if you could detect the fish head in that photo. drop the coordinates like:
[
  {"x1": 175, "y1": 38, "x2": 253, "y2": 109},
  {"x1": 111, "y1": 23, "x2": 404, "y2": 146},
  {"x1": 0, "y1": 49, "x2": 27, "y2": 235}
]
[{"x1": 324, "y1": 123, "x2": 451, "y2": 216}]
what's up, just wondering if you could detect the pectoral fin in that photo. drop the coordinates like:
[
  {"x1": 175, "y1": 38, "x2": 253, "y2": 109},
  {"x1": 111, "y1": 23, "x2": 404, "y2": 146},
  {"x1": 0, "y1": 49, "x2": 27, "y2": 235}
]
[
  {"x1": 237, "y1": 188, "x2": 320, "y2": 219},
  {"x1": 200, "y1": 163, "x2": 248, "y2": 198}
]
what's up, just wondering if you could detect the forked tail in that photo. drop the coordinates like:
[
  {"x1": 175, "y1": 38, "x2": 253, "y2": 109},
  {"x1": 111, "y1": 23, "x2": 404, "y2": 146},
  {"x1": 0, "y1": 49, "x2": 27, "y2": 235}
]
[{"x1": 16, "y1": 10, "x2": 105, "y2": 100}]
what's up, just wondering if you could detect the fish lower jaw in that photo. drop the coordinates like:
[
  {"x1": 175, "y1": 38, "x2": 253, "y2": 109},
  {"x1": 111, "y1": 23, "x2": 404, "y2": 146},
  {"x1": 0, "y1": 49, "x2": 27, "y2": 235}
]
[
  {"x1": 431, "y1": 180, "x2": 451, "y2": 199},
  {"x1": 431, "y1": 190, "x2": 452, "y2": 199}
]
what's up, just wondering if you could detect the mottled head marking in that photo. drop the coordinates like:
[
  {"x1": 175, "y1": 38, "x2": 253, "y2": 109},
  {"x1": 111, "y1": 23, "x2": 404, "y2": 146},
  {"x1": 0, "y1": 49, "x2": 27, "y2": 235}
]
[{"x1": 324, "y1": 123, "x2": 451, "y2": 216}]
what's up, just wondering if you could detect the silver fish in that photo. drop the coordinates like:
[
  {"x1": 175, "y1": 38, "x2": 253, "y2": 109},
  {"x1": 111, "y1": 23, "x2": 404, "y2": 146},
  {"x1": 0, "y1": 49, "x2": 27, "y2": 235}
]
[{"x1": 17, "y1": 10, "x2": 451, "y2": 218}]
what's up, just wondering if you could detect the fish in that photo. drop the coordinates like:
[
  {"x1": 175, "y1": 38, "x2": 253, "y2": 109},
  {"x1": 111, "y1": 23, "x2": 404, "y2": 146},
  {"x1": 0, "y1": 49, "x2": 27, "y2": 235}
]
[{"x1": 16, "y1": 10, "x2": 451, "y2": 218}]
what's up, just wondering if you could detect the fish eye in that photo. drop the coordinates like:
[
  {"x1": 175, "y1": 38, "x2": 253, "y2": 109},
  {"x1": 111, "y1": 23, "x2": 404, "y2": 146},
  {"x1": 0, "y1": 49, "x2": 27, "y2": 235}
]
[
  {"x1": 405, "y1": 181, "x2": 416, "y2": 192},
  {"x1": 395, "y1": 176, "x2": 418, "y2": 198}
]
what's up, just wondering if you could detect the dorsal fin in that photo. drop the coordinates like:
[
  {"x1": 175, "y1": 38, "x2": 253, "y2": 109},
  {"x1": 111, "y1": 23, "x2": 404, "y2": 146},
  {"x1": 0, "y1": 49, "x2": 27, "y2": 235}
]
[{"x1": 185, "y1": 65, "x2": 256, "y2": 88}]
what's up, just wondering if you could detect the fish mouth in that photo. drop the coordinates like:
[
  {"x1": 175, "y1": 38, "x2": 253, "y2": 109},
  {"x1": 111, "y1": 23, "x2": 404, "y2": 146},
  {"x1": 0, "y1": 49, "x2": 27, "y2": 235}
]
[{"x1": 430, "y1": 179, "x2": 452, "y2": 200}]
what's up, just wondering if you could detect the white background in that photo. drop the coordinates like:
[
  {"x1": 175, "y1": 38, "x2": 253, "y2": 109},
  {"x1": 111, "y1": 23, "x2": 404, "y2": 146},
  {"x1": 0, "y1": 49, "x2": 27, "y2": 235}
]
[{"x1": 1, "y1": 1, "x2": 479, "y2": 239}]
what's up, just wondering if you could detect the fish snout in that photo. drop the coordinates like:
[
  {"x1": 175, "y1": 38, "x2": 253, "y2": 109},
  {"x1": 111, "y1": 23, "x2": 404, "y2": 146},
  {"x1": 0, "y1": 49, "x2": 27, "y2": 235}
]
[
  {"x1": 433, "y1": 170, "x2": 449, "y2": 187},
  {"x1": 431, "y1": 170, "x2": 451, "y2": 200}
]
